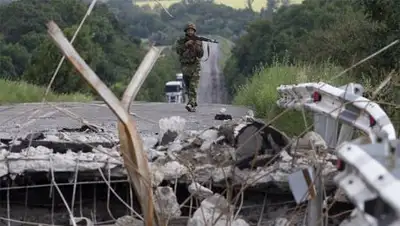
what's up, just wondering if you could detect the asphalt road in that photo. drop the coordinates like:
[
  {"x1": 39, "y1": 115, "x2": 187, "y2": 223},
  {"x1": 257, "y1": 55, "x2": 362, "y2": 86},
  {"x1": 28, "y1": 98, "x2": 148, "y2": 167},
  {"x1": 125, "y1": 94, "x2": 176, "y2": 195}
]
[
  {"x1": 0, "y1": 41, "x2": 239, "y2": 139},
  {"x1": 0, "y1": 102, "x2": 248, "y2": 139},
  {"x1": 198, "y1": 42, "x2": 228, "y2": 104}
]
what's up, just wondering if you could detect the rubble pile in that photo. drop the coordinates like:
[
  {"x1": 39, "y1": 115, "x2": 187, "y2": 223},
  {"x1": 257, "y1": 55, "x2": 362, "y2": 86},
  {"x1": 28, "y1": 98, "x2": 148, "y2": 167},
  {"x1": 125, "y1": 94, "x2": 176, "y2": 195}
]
[
  {"x1": 0, "y1": 115, "x2": 342, "y2": 225},
  {"x1": 0, "y1": 116, "x2": 338, "y2": 190}
]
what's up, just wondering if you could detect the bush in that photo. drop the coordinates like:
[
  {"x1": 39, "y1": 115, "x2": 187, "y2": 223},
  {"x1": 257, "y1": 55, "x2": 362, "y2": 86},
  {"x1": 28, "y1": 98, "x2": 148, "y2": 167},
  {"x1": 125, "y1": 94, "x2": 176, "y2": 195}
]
[
  {"x1": 0, "y1": 79, "x2": 92, "y2": 104},
  {"x1": 233, "y1": 62, "x2": 353, "y2": 135}
]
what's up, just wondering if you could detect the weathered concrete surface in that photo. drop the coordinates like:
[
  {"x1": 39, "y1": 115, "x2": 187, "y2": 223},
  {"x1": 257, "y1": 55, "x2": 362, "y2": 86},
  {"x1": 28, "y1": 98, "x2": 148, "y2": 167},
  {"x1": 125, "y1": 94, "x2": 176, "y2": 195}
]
[
  {"x1": 0, "y1": 102, "x2": 248, "y2": 138},
  {"x1": 0, "y1": 115, "x2": 347, "y2": 226},
  {"x1": 0, "y1": 116, "x2": 336, "y2": 194}
]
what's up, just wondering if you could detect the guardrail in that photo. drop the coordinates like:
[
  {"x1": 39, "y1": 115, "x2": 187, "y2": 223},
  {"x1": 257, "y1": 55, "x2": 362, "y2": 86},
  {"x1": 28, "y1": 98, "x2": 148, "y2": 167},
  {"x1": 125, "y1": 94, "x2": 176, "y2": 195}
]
[
  {"x1": 277, "y1": 82, "x2": 399, "y2": 226},
  {"x1": 277, "y1": 82, "x2": 396, "y2": 145},
  {"x1": 335, "y1": 135, "x2": 400, "y2": 226}
]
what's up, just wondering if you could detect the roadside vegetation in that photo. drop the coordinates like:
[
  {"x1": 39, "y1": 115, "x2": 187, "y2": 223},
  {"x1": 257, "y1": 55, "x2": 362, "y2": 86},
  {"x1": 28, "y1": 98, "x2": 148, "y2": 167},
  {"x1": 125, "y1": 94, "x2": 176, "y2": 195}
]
[
  {"x1": 227, "y1": 0, "x2": 400, "y2": 133},
  {"x1": 233, "y1": 62, "x2": 353, "y2": 135},
  {"x1": 0, "y1": 79, "x2": 92, "y2": 104},
  {"x1": 0, "y1": 0, "x2": 257, "y2": 103}
]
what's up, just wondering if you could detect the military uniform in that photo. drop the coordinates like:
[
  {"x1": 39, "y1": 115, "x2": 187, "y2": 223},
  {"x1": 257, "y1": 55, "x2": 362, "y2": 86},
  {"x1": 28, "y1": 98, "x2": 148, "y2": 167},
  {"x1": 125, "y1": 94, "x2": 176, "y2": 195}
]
[{"x1": 175, "y1": 23, "x2": 204, "y2": 112}]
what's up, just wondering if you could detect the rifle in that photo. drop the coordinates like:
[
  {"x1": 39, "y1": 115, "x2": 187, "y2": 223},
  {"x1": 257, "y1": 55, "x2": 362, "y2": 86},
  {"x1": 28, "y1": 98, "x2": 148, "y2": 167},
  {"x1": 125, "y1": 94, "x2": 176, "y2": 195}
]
[
  {"x1": 186, "y1": 35, "x2": 218, "y2": 62},
  {"x1": 191, "y1": 35, "x2": 219, "y2": 43}
]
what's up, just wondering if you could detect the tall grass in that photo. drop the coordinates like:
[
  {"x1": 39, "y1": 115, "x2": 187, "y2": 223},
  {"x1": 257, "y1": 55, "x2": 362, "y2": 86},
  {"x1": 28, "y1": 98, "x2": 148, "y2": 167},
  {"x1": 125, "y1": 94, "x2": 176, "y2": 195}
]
[
  {"x1": 0, "y1": 79, "x2": 92, "y2": 104},
  {"x1": 233, "y1": 62, "x2": 353, "y2": 135}
]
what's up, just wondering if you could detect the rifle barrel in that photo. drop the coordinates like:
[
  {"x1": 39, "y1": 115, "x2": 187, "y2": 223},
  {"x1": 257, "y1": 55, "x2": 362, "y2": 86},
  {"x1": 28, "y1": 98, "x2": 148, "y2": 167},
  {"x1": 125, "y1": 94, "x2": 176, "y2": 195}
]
[{"x1": 194, "y1": 36, "x2": 218, "y2": 43}]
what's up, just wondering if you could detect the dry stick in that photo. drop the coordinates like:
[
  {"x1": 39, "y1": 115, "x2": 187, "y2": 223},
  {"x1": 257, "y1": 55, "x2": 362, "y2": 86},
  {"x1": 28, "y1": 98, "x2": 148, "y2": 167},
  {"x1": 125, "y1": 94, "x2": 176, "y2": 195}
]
[
  {"x1": 330, "y1": 39, "x2": 399, "y2": 82},
  {"x1": 97, "y1": 168, "x2": 143, "y2": 220},
  {"x1": 106, "y1": 164, "x2": 117, "y2": 221},
  {"x1": 120, "y1": 46, "x2": 164, "y2": 110},
  {"x1": 256, "y1": 193, "x2": 268, "y2": 226},
  {"x1": 46, "y1": 20, "x2": 155, "y2": 226},
  {"x1": 50, "y1": 158, "x2": 77, "y2": 226},
  {"x1": 371, "y1": 71, "x2": 393, "y2": 100},
  {"x1": 70, "y1": 156, "x2": 80, "y2": 216},
  {"x1": 118, "y1": 45, "x2": 164, "y2": 223},
  {"x1": 6, "y1": 184, "x2": 10, "y2": 226},
  {"x1": 153, "y1": 0, "x2": 174, "y2": 18}
]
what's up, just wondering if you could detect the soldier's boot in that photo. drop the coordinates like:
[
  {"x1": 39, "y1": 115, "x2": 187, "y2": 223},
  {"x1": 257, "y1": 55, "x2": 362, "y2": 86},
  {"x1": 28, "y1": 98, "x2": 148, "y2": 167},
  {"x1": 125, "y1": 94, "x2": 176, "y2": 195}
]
[
  {"x1": 192, "y1": 102, "x2": 197, "y2": 111},
  {"x1": 185, "y1": 103, "x2": 196, "y2": 112}
]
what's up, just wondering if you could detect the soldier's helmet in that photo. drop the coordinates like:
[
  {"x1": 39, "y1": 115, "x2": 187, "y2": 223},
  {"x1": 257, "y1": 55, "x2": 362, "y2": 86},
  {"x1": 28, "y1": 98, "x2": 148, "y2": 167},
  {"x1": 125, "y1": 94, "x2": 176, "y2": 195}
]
[{"x1": 184, "y1": 23, "x2": 196, "y2": 32}]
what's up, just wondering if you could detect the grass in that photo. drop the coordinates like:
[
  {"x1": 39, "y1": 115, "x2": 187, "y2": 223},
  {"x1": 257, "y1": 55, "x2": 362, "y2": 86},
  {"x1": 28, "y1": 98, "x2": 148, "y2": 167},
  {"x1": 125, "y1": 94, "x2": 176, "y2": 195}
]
[
  {"x1": 0, "y1": 79, "x2": 92, "y2": 104},
  {"x1": 134, "y1": 0, "x2": 304, "y2": 11},
  {"x1": 233, "y1": 62, "x2": 353, "y2": 135}
]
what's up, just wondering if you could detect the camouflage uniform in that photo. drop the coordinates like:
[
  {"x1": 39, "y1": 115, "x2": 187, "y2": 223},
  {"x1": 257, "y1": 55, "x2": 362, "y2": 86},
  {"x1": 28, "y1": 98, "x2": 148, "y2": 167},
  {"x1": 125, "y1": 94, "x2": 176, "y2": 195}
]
[{"x1": 175, "y1": 23, "x2": 204, "y2": 111}]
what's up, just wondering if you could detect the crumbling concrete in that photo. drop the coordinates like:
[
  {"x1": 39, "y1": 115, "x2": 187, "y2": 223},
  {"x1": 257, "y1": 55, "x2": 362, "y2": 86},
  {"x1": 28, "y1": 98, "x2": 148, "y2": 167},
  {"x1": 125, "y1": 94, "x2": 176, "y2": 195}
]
[
  {"x1": 115, "y1": 215, "x2": 144, "y2": 226},
  {"x1": 0, "y1": 115, "x2": 346, "y2": 225},
  {"x1": 188, "y1": 182, "x2": 213, "y2": 200},
  {"x1": 0, "y1": 116, "x2": 338, "y2": 192},
  {"x1": 154, "y1": 186, "x2": 181, "y2": 219},
  {"x1": 187, "y1": 194, "x2": 249, "y2": 226}
]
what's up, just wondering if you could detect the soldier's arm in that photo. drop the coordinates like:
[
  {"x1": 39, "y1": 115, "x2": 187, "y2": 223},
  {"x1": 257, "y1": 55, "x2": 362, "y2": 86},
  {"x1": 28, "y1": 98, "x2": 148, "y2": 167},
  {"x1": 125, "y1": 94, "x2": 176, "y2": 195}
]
[
  {"x1": 195, "y1": 41, "x2": 204, "y2": 58},
  {"x1": 175, "y1": 38, "x2": 186, "y2": 56}
]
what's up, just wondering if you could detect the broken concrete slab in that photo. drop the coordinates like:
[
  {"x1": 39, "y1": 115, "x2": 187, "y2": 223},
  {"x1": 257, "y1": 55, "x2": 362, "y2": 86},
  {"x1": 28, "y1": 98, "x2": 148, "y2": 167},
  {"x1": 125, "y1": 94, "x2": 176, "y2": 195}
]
[
  {"x1": 187, "y1": 194, "x2": 249, "y2": 226},
  {"x1": 188, "y1": 182, "x2": 213, "y2": 200},
  {"x1": 154, "y1": 186, "x2": 181, "y2": 219},
  {"x1": 0, "y1": 115, "x2": 339, "y2": 197},
  {"x1": 114, "y1": 215, "x2": 144, "y2": 226},
  {"x1": 158, "y1": 116, "x2": 186, "y2": 146}
]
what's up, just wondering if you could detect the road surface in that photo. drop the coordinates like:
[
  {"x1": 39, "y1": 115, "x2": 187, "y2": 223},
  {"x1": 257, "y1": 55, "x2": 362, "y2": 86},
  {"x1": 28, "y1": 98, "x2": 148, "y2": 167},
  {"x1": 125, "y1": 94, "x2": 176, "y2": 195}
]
[
  {"x1": 0, "y1": 102, "x2": 248, "y2": 139},
  {"x1": 0, "y1": 41, "x2": 237, "y2": 139},
  {"x1": 198, "y1": 42, "x2": 228, "y2": 104}
]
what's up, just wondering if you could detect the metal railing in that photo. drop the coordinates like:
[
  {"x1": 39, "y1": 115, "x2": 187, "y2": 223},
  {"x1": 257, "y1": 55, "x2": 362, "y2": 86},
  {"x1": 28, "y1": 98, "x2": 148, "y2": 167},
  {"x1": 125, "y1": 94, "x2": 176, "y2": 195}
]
[{"x1": 278, "y1": 82, "x2": 399, "y2": 226}]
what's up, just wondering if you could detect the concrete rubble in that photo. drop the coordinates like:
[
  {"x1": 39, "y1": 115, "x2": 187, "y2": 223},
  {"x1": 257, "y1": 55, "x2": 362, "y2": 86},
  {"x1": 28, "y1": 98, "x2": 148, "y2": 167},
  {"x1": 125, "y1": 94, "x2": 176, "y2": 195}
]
[
  {"x1": 0, "y1": 115, "x2": 344, "y2": 225},
  {"x1": 187, "y1": 194, "x2": 249, "y2": 226},
  {"x1": 188, "y1": 182, "x2": 213, "y2": 200},
  {"x1": 0, "y1": 116, "x2": 338, "y2": 188},
  {"x1": 154, "y1": 186, "x2": 182, "y2": 220}
]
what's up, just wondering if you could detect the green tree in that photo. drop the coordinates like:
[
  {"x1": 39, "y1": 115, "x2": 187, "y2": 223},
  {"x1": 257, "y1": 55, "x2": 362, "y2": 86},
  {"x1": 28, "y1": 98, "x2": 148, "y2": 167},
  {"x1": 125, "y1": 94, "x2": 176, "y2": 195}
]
[{"x1": 23, "y1": 25, "x2": 105, "y2": 94}]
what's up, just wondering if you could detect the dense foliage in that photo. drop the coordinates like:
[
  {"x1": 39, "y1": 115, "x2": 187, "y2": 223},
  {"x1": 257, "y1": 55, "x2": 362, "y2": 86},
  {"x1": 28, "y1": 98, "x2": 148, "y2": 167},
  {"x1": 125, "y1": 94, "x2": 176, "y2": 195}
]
[
  {"x1": 108, "y1": 0, "x2": 258, "y2": 45},
  {"x1": 225, "y1": 0, "x2": 400, "y2": 96},
  {"x1": 0, "y1": 0, "x2": 257, "y2": 102},
  {"x1": 227, "y1": 0, "x2": 400, "y2": 133}
]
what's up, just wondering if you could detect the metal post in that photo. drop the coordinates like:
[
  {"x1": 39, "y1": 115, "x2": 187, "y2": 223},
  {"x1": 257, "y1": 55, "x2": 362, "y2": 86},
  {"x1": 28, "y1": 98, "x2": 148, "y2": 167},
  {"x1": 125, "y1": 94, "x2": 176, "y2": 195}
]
[{"x1": 306, "y1": 164, "x2": 324, "y2": 226}]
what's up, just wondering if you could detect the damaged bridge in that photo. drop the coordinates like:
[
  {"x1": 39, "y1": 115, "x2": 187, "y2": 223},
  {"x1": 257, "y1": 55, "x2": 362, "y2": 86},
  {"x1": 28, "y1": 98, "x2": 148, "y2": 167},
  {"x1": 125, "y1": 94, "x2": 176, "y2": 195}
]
[
  {"x1": 0, "y1": 102, "x2": 345, "y2": 226},
  {"x1": 0, "y1": 18, "x2": 385, "y2": 226}
]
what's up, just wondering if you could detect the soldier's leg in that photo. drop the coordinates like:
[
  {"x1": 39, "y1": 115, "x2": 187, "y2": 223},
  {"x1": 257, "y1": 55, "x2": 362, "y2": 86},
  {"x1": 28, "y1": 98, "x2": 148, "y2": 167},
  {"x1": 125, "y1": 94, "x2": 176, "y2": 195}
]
[
  {"x1": 187, "y1": 75, "x2": 196, "y2": 106},
  {"x1": 190, "y1": 71, "x2": 200, "y2": 107},
  {"x1": 182, "y1": 74, "x2": 190, "y2": 98},
  {"x1": 182, "y1": 74, "x2": 190, "y2": 92}
]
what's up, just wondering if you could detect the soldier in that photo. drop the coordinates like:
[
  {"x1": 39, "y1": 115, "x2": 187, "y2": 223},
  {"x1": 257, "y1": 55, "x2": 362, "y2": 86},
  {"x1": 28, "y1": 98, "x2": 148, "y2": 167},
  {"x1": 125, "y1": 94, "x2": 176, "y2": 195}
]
[{"x1": 175, "y1": 22, "x2": 204, "y2": 112}]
